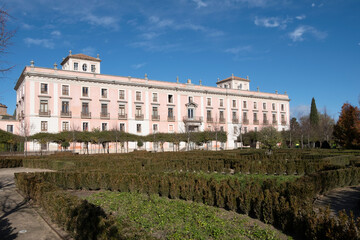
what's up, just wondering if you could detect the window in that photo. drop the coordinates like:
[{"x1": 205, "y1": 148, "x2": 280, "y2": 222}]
[
  {"x1": 243, "y1": 101, "x2": 247, "y2": 108},
  {"x1": 281, "y1": 104, "x2": 285, "y2": 111},
  {"x1": 272, "y1": 103, "x2": 276, "y2": 111},
  {"x1": 254, "y1": 112, "x2": 258, "y2": 121},
  {"x1": 188, "y1": 96, "x2": 193, "y2": 103},
  {"x1": 102, "y1": 123, "x2": 107, "y2": 131},
  {"x1": 136, "y1": 106, "x2": 142, "y2": 116},
  {"x1": 263, "y1": 113, "x2": 267, "y2": 122},
  {"x1": 6, "y1": 125, "x2": 13, "y2": 133},
  {"x1": 62, "y1": 85, "x2": 69, "y2": 96},
  {"x1": 168, "y1": 124, "x2": 174, "y2": 133},
  {"x1": 136, "y1": 91, "x2": 141, "y2": 101},
  {"x1": 168, "y1": 108, "x2": 174, "y2": 117},
  {"x1": 207, "y1": 98, "x2": 211, "y2": 106},
  {"x1": 272, "y1": 113, "x2": 277, "y2": 123},
  {"x1": 91, "y1": 65, "x2": 96, "y2": 72},
  {"x1": 82, "y1": 63, "x2": 87, "y2": 71},
  {"x1": 152, "y1": 93, "x2": 158, "y2": 102},
  {"x1": 234, "y1": 126, "x2": 238, "y2": 135},
  {"x1": 187, "y1": 108, "x2": 194, "y2": 119},
  {"x1": 119, "y1": 90, "x2": 125, "y2": 100},
  {"x1": 82, "y1": 102, "x2": 89, "y2": 114},
  {"x1": 244, "y1": 127, "x2": 248, "y2": 133},
  {"x1": 83, "y1": 122, "x2": 89, "y2": 131},
  {"x1": 168, "y1": 94, "x2": 174, "y2": 103},
  {"x1": 243, "y1": 112, "x2": 248, "y2": 120},
  {"x1": 152, "y1": 106, "x2": 159, "y2": 116},
  {"x1": 232, "y1": 111, "x2": 237, "y2": 120},
  {"x1": 41, "y1": 83, "x2": 48, "y2": 94},
  {"x1": 40, "y1": 100, "x2": 48, "y2": 113},
  {"x1": 62, "y1": 122, "x2": 69, "y2": 131},
  {"x1": 120, "y1": 123, "x2": 125, "y2": 132},
  {"x1": 239, "y1": 84, "x2": 242, "y2": 89},
  {"x1": 136, "y1": 124, "x2": 142, "y2": 133},
  {"x1": 101, "y1": 88, "x2": 108, "y2": 98},
  {"x1": 41, "y1": 121, "x2": 48, "y2": 131},
  {"x1": 206, "y1": 110, "x2": 212, "y2": 120},
  {"x1": 74, "y1": 62, "x2": 78, "y2": 71},
  {"x1": 119, "y1": 105, "x2": 126, "y2": 116},
  {"x1": 153, "y1": 124, "x2": 158, "y2": 132},
  {"x1": 82, "y1": 87, "x2": 89, "y2": 97},
  {"x1": 220, "y1": 126, "x2": 224, "y2": 132},
  {"x1": 232, "y1": 100, "x2": 236, "y2": 108},
  {"x1": 62, "y1": 101, "x2": 69, "y2": 113},
  {"x1": 220, "y1": 99, "x2": 224, "y2": 107},
  {"x1": 263, "y1": 103, "x2": 266, "y2": 110},
  {"x1": 254, "y1": 102, "x2": 257, "y2": 109},
  {"x1": 101, "y1": 104, "x2": 108, "y2": 114},
  {"x1": 281, "y1": 114, "x2": 285, "y2": 122},
  {"x1": 219, "y1": 110, "x2": 224, "y2": 120},
  {"x1": 254, "y1": 127, "x2": 258, "y2": 132}
]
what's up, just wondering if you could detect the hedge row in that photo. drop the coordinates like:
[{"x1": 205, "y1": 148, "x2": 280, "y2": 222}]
[
  {"x1": 14, "y1": 173, "x2": 154, "y2": 240},
  {"x1": 20, "y1": 150, "x2": 354, "y2": 175},
  {"x1": 19, "y1": 167, "x2": 360, "y2": 239},
  {"x1": 0, "y1": 158, "x2": 23, "y2": 168}
]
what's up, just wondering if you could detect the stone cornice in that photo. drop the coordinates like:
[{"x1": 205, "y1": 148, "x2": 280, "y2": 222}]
[{"x1": 21, "y1": 69, "x2": 291, "y2": 102}]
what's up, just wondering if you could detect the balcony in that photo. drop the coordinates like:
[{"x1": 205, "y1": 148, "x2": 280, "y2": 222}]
[
  {"x1": 61, "y1": 111, "x2": 72, "y2": 118},
  {"x1": 232, "y1": 118, "x2": 239, "y2": 124},
  {"x1": 118, "y1": 113, "x2": 127, "y2": 120},
  {"x1": 168, "y1": 115, "x2": 175, "y2": 122},
  {"x1": 135, "y1": 114, "x2": 144, "y2": 120},
  {"x1": 207, "y1": 117, "x2": 213, "y2": 123},
  {"x1": 183, "y1": 116, "x2": 203, "y2": 123},
  {"x1": 281, "y1": 121, "x2": 287, "y2": 126},
  {"x1": 152, "y1": 115, "x2": 160, "y2": 121},
  {"x1": 81, "y1": 112, "x2": 91, "y2": 119},
  {"x1": 39, "y1": 110, "x2": 51, "y2": 117},
  {"x1": 100, "y1": 112, "x2": 110, "y2": 119},
  {"x1": 242, "y1": 119, "x2": 249, "y2": 125},
  {"x1": 272, "y1": 121, "x2": 278, "y2": 125},
  {"x1": 263, "y1": 120, "x2": 269, "y2": 125},
  {"x1": 219, "y1": 118, "x2": 225, "y2": 124},
  {"x1": 253, "y1": 120, "x2": 259, "y2": 125}
]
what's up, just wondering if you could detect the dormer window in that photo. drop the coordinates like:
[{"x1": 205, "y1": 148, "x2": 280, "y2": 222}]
[
  {"x1": 82, "y1": 64, "x2": 87, "y2": 71},
  {"x1": 91, "y1": 65, "x2": 96, "y2": 73},
  {"x1": 74, "y1": 62, "x2": 78, "y2": 71}
]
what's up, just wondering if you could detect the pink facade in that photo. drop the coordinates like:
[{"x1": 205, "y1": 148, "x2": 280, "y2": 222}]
[{"x1": 9, "y1": 53, "x2": 290, "y2": 152}]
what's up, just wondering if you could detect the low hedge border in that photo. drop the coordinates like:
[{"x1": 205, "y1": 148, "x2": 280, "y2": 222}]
[
  {"x1": 0, "y1": 158, "x2": 23, "y2": 168},
  {"x1": 14, "y1": 172, "x2": 154, "y2": 240}
]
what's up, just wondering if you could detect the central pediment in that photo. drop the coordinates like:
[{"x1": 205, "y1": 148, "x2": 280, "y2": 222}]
[{"x1": 185, "y1": 102, "x2": 198, "y2": 108}]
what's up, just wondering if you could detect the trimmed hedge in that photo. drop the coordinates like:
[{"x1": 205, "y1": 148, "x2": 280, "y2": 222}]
[
  {"x1": 0, "y1": 157, "x2": 23, "y2": 168},
  {"x1": 14, "y1": 173, "x2": 154, "y2": 240}
]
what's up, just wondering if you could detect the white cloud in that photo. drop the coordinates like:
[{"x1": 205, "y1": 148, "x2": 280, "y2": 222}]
[
  {"x1": 24, "y1": 38, "x2": 54, "y2": 49},
  {"x1": 81, "y1": 47, "x2": 96, "y2": 56},
  {"x1": 295, "y1": 15, "x2": 306, "y2": 20},
  {"x1": 289, "y1": 25, "x2": 327, "y2": 42},
  {"x1": 193, "y1": 0, "x2": 207, "y2": 8},
  {"x1": 51, "y1": 30, "x2": 61, "y2": 37},
  {"x1": 254, "y1": 16, "x2": 290, "y2": 29},
  {"x1": 22, "y1": 23, "x2": 33, "y2": 30},
  {"x1": 291, "y1": 105, "x2": 310, "y2": 118},
  {"x1": 225, "y1": 45, "x2": 252, "y2": 54},
  {"x1": 131, "y1": 63, "x2": 146, "y2": 69},
  {"x1": 149, "y1": 16, "x2": 174, "y2": 28},
  {"x1": 82, "y1": 13, "x2": 119, "y2": 30},
  {"x1": 142, "y1": 32, "x2": 160, "y2": 40},
  {"x1": 311, "y1": 3, "x2": 315, "y2": 7}
]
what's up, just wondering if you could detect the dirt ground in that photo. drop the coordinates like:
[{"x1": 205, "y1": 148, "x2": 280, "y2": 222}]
[
  {"x1": 0, "y1": 168, "x2": 68, "y2": 240},
  {"x1": 314, "y1": 185, "x2": 360, "y2": 218}
]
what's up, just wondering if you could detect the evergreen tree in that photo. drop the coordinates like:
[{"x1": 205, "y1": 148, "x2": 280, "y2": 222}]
[{"x1": 310, "y1": 97, "x2": 319, "y2": 126}]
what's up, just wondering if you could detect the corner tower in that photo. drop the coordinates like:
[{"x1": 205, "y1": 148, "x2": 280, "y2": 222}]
[
  {"x1": 61, "y1": 50, "x2": 101, "y2": 74},
  {"x1": 216, "y1": 74, "x2": 250, "y2": 90}
]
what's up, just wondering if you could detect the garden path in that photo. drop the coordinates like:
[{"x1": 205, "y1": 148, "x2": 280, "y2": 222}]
[{"x1": 0, "y1": 168, "x2": 63, "y2": 240}]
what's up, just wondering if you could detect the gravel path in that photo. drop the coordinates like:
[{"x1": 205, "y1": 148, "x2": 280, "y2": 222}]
[
  {"x1": 314, "y1": 185, "x2": 360, "y2": 218},
  {"x1": 0, "y1": 168, "x2": 63, "y2": 240}
]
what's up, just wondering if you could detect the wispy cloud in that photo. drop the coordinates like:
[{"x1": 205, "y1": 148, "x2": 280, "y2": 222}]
[
  {"x1": 81, "y1": 47, "x2": 96, "y2": 56},
  {"x1": 289, "y1": 25, "x2": 327, "y2": 42},
  {"x1": 291, "y1": 104, "x2": 310, "y2": 118},
  {"x1": 225, "y1": 45, "x2": 252, "y2": 55},
  {"x1": 51, "y1": 30, "x2": 61, "y2": 37},
  {"x1": 295, "y1": 15, "x2": 306, "y2": 20},
  {"x1": 254, "y1": 16, "x2": 292, "y2": 29},
  {"x1": 130, "y1": 41, "x2": 180, "y2": 52},
  {"x1": 22, "y1": 23, "x2": 34, "y2": 30},
  {"x1": 81, "y1": 13, "x2": 119, "y2": 30},
  {"x1": 131, "y1": 62, "x2": 146, "y2": 69},
  {"x1": 193, "y1": 0, "x2": 207, "y2": 8},
  {"x1": 24, "y1": 38, "x2": 54, "y2": 49}
]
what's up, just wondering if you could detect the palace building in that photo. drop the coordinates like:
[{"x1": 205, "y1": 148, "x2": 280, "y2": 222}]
[{"x1": 1, "y1": 51, "x2": 290, "y2": 152}]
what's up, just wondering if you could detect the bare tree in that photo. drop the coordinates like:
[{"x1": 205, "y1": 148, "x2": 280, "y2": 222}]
[
  {"x1": 18, "y1": 121, "x2": 34, "y2": 156},
  {"x1": 0, "y1": 8, "x2": 16, "y2": 73}
]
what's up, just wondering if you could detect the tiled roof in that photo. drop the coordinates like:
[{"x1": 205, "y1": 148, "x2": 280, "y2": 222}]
[
  {"x1": 61, "y1": 53, "x2": 101, "y2": 65},
  {"x1": 0, "y1": 103, "x2": 7, "y2": 108},
  {"x1": 216, "y1": 75, "x2": 250, "y2": 84}
]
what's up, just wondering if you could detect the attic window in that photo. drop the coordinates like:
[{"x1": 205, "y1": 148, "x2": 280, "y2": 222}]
[
  {"x1": 74, "y1": 62, "x2": 78, "y2": 71},
  {"x1": 91, "y1": 65, "x2": 96, "y2": 73},
  {"x1": 82, "y1": 64, "x2": 87, "y2": 71}
]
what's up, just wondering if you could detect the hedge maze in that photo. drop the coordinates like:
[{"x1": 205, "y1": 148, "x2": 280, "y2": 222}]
[{"x1": 3, "y1": 149, "x2": 360, "y2": 239}]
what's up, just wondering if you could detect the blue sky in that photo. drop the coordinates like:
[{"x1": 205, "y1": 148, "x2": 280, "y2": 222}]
[{"x1": 1, "y1": 0, "x2": 359, "y2": 120}]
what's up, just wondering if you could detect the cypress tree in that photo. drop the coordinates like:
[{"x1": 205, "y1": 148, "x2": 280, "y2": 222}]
[{"x1": 310, "y1": 97, "x2": 319, "y2": 126}]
